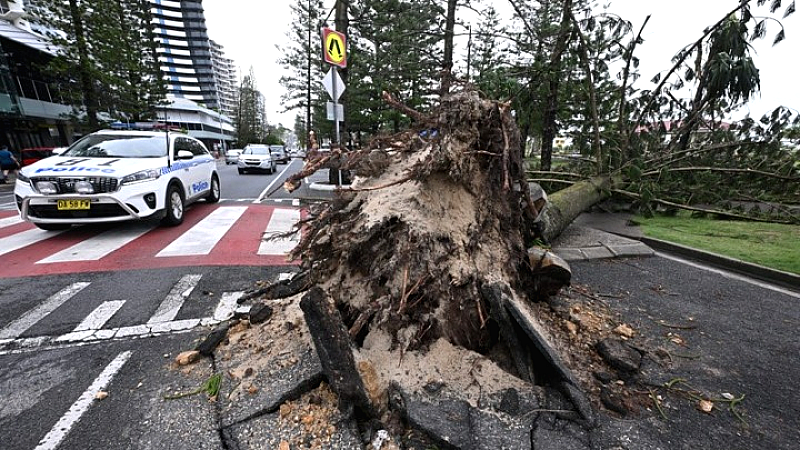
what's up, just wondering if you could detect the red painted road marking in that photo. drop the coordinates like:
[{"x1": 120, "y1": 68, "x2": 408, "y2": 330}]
[{"x1": 0, "y1": 204, "x2": 301, "y2": 279}]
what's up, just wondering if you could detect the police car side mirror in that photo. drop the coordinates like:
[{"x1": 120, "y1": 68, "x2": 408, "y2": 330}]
[{"x1": 176, "y1": 150, "x2": 194, "y2": 160}]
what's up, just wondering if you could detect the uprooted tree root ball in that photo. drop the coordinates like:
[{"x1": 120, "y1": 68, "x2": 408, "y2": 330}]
[{"x1": 288, "y1": 89, "x2": 551, "y2": 359}]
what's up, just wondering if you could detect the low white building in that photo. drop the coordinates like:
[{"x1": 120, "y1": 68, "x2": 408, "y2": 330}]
[{"x1": 157, "y1": 96, "x2": 235, "y2": 152}]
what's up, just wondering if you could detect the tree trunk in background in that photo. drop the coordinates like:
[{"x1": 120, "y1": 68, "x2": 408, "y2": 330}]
[
  {"x1": 68, "y1": 0, "x2": 99, "y2": 129},
  {"x1": 441, "y1": 0, "x2": 457, "y2": 96},
  {"x1": 539, "y1": 175, "x2": 619, "y2": 243},
  {"x1": 335, "y1": 0, "x2": 349, "y2": 144},
  {"x1": 539, "y1": 0, "x2": 573, "y2": 172}
]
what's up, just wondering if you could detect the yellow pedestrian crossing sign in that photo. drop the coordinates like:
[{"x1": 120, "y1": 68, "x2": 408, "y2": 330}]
[{"x1": 322, "y1": 27, "x2": 347, "y2": 68}]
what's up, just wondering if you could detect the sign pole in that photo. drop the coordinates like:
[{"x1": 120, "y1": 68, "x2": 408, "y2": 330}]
[
  {"x1": 332, "y1": 67, "x2": 342, "y2": 185},
  {"x1": 332, "y1": 67, "x2": 339, "y2": 146}
]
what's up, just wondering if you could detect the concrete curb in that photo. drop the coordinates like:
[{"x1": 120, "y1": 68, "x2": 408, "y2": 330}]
[
  {"x1": 639, "y1": 236, "x2": 800, "y2": 291},
  {"x1": 308, "y1": 182, "x2": 351, "y2": 191}
]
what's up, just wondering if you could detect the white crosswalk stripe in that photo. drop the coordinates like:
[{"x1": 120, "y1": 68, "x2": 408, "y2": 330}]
[
  {"x1": 147, "y1": 274, "x2": 202, "y2": 324},
  {"x1": 0, "y1": 271, "x2": 293, "y2": 355},
  {"x1": 0, "y1": 228, "x2": 65, "y2": 257},
  {"x1": 37, "y1": 223, "x2": 154, "y2": 264},
  {"x1": 157, "y1": 206, "x2": 248, "y2": 257},
  {"x1": 73, "y1": 300, "x2": 126, "y2": 332},
  {"x1": 1, "y1": 205, "x2": 303, "y2": 263},
  {"x1": 0, "y1": 282, "x2": 91, "y2": 340},
  {"x1": 0, "y1": 214, "x2": 23, "y2": 228},
  {"x1": 259, "y1": 208, "x2": 301, "y2": 255},
  {"x1": 213, "y1": 291, "x2": 243, "y2": 321}
]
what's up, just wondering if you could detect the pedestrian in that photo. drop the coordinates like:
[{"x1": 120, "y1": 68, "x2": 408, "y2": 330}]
[{"x1": 0, "y1": 145, "x2": 20, "y2": 184}]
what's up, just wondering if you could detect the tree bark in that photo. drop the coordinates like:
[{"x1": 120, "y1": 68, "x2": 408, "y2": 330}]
[
  {"x1": 300, "y1": 287, "x2": 377, "y2": 420},
  {"x1": 540, "y1": 0, "x2": 573, "y2": 172},
  {"x1": 68, "y1": 0, "x2": 99, "y2": 129},
  {"x1": 539, "y1": 174, "x2": 619, "y2": 243},
  {"x1": 440, "y1": 0, "x2": 457, "y2": 96}
]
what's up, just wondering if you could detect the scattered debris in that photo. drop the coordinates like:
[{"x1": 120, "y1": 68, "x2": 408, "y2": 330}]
[
  {"x1": 175, "y1": 350, "x2": 201, "y2": 366},
  {"x1": 248, "y1": 303, "x2": 274, "y2": 325},
  {"x1": 95, "y1": 391, "x2": 108, "y2": 400},
  {"x1": 195, "y1": 325, "x2": 229, "y2": 356},
  {"x1": 613, "y1": 323, "x2": 636, "y2": 339},
  {"x1": 698, "y1": 399, "x2": 715, "y2": 413},
  {"x1": 163, "y1": 373, "x2": 221, "y2": 401}
]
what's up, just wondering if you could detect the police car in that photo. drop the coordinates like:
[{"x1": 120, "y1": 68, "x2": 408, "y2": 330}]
[{"x1": 14, "y1": 129, "x2": 220, "y2": 230}]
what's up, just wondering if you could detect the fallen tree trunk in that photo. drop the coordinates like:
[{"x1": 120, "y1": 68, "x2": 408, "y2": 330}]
[{"x1": 538, "y1": 174, "x2": 621, "y2": 243}]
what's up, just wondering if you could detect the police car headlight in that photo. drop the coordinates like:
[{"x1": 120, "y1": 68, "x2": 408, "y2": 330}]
[
  {"x1": 75, "y1": 181, "x2": 95, "y2": 194},
  {"x1": 36, "y1": 181, "x2": 58, "y2": 194},
  {"x1": 120, "y1": 169, "x2": 161, "y2": 186}
]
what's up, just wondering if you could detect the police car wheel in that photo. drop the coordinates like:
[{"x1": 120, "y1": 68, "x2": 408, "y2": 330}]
[
  {"x1": 35, "y1": 223, "x2": 72, "y2": 231},
  {"x1": 206, "y1": 174, "x2": 220, "y2": 203},
  {"x1": 162, "y1": 184, "x2": 185, "y2": 226}
]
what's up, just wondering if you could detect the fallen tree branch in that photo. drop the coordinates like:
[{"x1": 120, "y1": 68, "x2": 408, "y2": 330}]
[
  {"x1": 382, "y1": 91, "x2": 427, "y2": 123},
  {"x1": 642, "y1": 166, "x2": 799, "y2": 181},
  {"x1": 614, "y1": 189, "x2": 796, "y2": 224},
  {"x1": 527, "y1": 178, "x2": 577, "y2": 186},
  {"x1": 526, "y1": 171, "x2": 586, "y2": 179}
]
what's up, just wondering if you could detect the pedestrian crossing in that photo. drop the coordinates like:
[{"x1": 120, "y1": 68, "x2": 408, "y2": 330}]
[
  {"x1": 0, "y1": 203, "x2": 302, "y2": 278},
  {"x1": 0, "y1": 272, "x2": 283, "y2": 355}
]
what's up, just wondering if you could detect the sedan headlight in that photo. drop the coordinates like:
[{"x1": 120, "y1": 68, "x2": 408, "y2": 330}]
[{"x1": 120, "y1": 169, "x2": 161, "y2": 186}]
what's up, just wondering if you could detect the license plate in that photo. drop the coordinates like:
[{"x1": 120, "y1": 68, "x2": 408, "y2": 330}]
[{"x1": 57, "y1": 199, "x2": 91, "y2": 210}]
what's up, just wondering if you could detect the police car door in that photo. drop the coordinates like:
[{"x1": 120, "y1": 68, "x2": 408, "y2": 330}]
[
  {"x1": 186, "y1": 138, "x2": 214, "y2": 197},
  {"x1": 172, "y1": 137, "x2": 197, "y2": 198}
]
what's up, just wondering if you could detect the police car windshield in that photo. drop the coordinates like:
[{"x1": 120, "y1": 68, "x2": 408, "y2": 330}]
[{"x1": 63, "y1": 135, "x2": 168, "y2": 158}]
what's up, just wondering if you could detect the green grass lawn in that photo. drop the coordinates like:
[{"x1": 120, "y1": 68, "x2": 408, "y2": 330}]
[{"x1": 634, "y1": 214, "x2": 800, "y2": 275}]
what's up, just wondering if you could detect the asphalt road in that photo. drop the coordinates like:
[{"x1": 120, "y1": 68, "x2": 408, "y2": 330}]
[
  {"x1": 0, "y1": 159, "x2": 306, "y2": 450},
  {"x1": 574, "y1": 254, "x2": 800, "y2": 450}
]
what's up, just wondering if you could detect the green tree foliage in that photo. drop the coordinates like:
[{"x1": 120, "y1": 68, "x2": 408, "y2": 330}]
[
  {"x1": 92, "y1": 0, "x2": 166, "y2": 122},
  {"x1": 278, "y1": 0, "x2": 327, "y2": 145},
  {"x1": 27, "y1": 0, "x2": 165, "y2": 129},
  {"x1": 234, "y1": 69, "x2": 267, "y2": 147},
  {"x1": 350, "y1": 0, "x2": 444, "y2": 132}
]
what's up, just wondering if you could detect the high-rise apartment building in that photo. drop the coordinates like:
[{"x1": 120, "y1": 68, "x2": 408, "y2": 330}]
[
  {"x1": 210, "y1": 39, "x2": 237, "y2": 116},
  {"x1": 149, "y1": 0, "x2": 220, "y2": 108}
]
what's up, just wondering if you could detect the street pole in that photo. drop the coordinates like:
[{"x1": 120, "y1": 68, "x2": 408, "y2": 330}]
[
  {"x1": 306, "y1": 0, "x2": 312, "y2": 154},
  {"x1": 332, "y1": 67, "x2": 342, "y2": 185}
]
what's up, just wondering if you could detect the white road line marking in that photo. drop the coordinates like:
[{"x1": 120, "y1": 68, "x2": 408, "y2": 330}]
[
  {"x1": 279, "y1": 272, "x2": 294, "y2": 281},
  {"x1": 73, "y1": 300, "x2": 126, "y2": 331},
  {"x1": 213, "y1": 291, "x2": 244, "y2": 321},
  {"x1": 656, "y1": 252, "x2": 800, "y2": 299},
  {"x1": 34, "y1": 351, "x2": 132, "y2": 450},
  {"x1": 37, "y1": 223, "x2": 153, "y2": 263},
  {"x1": 0, "y1": 317, "x2": 221, "y2": 356},
  {"x1": 0, "y1": 282, "x2": 91, "y2": 340},
  {"x1": 0, "y1": 215, "x2": 23, "y2": 228},
  {"x1": 258, "y1": 208, "x2": 301, "y2": 255},
  {"x1": 0, "y1": 228, "x2": 65, "y2": 257},
  {"x1": 255, "y1": 161, "x2": 296, "y2": 203},
  {"x1": 147, "y1": 274, "x2": 202, "y2": 324},
  {"x1": 156, "y1": 206, "x2": 247, "y2": 257}
]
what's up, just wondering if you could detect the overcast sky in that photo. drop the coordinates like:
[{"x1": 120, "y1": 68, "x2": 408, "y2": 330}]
[{"x1": 202, "y1": 0, "x2": 799, "y2": 127}]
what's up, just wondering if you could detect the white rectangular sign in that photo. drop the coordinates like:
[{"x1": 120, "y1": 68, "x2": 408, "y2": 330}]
[{"x1": 326, "y1": 102, "x2": 344, "y2": 121}]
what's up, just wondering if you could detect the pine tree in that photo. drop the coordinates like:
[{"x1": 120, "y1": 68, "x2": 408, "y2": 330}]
[
  {"x1": 278, "y1": 0, "x2": 327, "y2": 146},
  {"x1": 27, "y1": 0, "x2": 167, "y2": 129},
  {"x1": 234, "y1": 69, "x2": 266, "y2": 146}
]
